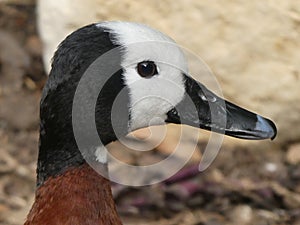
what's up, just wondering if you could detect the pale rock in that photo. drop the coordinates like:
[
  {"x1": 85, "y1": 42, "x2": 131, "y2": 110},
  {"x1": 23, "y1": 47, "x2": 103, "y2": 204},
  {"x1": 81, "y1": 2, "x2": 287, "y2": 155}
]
[
  {"x1": 286, "y1": 143, "x2": 300, "y2": 165},
  {"x1": 229, "y1": 205, "x2": 253, "y2": 225}
]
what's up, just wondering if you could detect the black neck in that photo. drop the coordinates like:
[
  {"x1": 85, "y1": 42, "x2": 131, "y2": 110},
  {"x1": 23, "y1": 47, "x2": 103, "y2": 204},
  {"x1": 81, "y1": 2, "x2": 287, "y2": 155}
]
[{"x1": 37, "y1": 24, "x2": 129, "y2": 186}]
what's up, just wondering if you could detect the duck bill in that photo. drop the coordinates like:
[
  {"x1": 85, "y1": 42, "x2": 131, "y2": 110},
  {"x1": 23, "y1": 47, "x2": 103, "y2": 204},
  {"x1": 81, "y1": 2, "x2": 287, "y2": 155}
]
[{"x1": 166, "y1": 74, "x2": 277, "y2": 140}]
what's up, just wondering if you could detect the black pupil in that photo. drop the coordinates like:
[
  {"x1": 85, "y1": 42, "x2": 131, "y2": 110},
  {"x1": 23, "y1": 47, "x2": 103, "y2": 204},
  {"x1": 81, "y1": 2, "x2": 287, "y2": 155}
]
[{"x1": 137, "y1": 61, "x2": 157, "y2": 77}]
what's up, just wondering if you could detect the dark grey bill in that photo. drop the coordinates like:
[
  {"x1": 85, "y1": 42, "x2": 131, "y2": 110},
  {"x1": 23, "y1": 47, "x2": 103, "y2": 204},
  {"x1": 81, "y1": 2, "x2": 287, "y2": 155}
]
[{"x1": 166, "y1": 74, "x2": 277, "y2": 140}]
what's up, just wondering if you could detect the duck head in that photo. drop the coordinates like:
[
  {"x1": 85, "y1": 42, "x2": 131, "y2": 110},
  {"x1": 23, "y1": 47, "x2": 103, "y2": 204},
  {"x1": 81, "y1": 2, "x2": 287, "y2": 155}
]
[{"x1": 38, "y1": 21, "x2": 276, "y2": 186}]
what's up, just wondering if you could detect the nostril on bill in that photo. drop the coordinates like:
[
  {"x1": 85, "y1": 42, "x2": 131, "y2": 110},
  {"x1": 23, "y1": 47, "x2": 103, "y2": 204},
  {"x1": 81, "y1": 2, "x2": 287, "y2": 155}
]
[{"x1": 198, "y1": 90, "x2": 217, "y2": 103}]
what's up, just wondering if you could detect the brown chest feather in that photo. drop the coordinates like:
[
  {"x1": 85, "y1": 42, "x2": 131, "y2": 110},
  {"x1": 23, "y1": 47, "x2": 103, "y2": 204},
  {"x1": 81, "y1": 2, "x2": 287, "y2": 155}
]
[{"x1": 24, "y1": 163, "x2": 122, "y2": 225}]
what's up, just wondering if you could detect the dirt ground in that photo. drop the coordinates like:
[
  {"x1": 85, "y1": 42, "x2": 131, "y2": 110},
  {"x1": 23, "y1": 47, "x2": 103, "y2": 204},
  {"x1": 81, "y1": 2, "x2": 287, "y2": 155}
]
[{"x1": 0, "y1": 2, "x2": 300, "y2": 225}]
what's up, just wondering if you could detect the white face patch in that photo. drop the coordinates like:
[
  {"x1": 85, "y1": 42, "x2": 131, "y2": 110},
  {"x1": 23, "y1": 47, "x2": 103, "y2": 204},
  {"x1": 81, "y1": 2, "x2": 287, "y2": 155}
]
[{"x1": 97, "y1": 22, "x2": 188, "y2": 131}]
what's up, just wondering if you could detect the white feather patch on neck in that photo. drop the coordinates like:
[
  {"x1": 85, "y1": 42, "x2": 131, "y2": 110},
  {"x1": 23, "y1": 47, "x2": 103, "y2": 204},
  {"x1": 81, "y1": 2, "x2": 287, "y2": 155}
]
[{"x1": 94, "y1": 145, "x2": 107, "y2": 163}]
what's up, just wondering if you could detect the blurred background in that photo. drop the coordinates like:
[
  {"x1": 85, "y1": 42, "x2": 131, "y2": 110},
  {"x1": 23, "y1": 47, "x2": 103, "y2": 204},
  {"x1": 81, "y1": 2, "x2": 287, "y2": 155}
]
[{"x1": 0, "y1": 0, "x2": 299, "y2": 224}]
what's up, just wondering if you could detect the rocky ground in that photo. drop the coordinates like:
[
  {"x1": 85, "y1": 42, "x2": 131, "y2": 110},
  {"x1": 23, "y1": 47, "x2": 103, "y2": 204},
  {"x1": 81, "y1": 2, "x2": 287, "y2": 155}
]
[{"x1": 0, "y1": 2, "x2": 300, "y2": 225}]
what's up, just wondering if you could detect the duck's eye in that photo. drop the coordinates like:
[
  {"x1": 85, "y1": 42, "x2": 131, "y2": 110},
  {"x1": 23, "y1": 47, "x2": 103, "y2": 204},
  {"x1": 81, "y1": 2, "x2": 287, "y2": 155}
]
[{"x1": 137, "y1": 61, "x2": 158, "y2": 78}]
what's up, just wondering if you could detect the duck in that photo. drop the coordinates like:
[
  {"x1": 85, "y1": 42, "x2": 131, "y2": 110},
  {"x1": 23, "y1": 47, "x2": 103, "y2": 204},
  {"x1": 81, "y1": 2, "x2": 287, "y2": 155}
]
[{"x1": 24, "y1": 21, "x2": 277, "y2": 225}]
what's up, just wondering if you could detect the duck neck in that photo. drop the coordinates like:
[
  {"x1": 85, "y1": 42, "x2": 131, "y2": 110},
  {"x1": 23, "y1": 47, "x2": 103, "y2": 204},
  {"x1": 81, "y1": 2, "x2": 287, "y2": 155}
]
[{"x1": 25, "y1": 163, "x2": 122, "y2": 225}]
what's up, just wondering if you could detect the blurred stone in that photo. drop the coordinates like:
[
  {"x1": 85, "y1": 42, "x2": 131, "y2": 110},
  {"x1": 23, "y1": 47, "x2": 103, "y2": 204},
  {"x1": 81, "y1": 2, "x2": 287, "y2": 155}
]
[
  {"x1": 286, "y1": 143, "x2": 300, "y2": 165},
  {"x1": 0, "y1": 203, "x2": 9, "y2": 221},
  {"x1": 260, "y1": 161, "x2": 288, "y2": 181},
  {"x1": 0, "y1": 0, "x2": 35, "y2": 3},
  {"x1": 0, "y1": 150, "x2": 17, "y2": 173},
  {"x1": 0, "y1": 31, "x2": 29, "y2": 69},
  {"x1": 25, "y1": 35, "x2": 43, "y2": 57},
  {"x1": 294, "y1": 220, "x2": 300, "y2": 225},
  {"x1": 270, "y1": 182, "x2": 300, "y2": 209},
  {"x1": 0, "y1": 30, "x2": 30, "y2": 91},
  {"x1": 290, "y1": 165, "x2": 300, "y2": 182},
  {"x1": 5, "y1": 195, "x2": 34, "y2": 225},
  {"x1": 24, "y1": 77, "x2": 37, "y2": 90},
  {"x1": 256, "y1": 209, "x2": 280, "y2": 223},
  {"x1": 0, "y1": 204, "x2": 9, "y2": 214},
  {"x1": 0, "y1": 91, "x2": 39, "y2": 130},
  {"x1": 229, "y1": 205, "x2": 253, "y2": 225}
]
